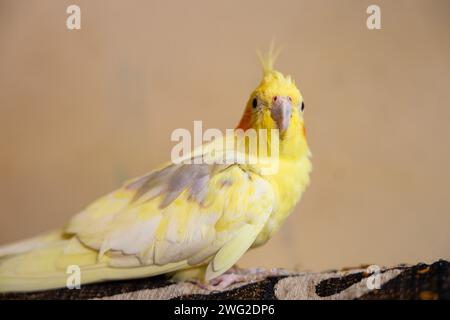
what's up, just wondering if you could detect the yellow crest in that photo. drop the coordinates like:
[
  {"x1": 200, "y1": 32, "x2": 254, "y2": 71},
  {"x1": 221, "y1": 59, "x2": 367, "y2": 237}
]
[{"x1": 257, "y1": 42, "x2": 283, "y2": 76}]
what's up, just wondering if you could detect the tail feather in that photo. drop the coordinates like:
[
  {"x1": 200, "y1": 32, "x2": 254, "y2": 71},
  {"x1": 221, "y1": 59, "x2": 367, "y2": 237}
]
[
  {"x1": 0, "y1": 235, "x2": 188, "y2": 293},
  {"x1": 0, "y1": 229, "x2": 65, "y2": 258}
]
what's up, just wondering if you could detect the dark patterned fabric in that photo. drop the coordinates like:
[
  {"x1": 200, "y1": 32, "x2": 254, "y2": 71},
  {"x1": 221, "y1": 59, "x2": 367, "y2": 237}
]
[
  {"x1": 176, "y1": 277, "x2": 285, "y2": 300},
  {"x1": 315, "y1": 272, "x2": 365, "y2": 297},
  {"x1": 1, "y1": 260, "x2": 448, "y2": 300},
  {"x1": 360, "y1": 260, "x2": 449, "y2": 300},
  {"x1": 0, "y1": 275, "x2": 172, "y2": 300}
]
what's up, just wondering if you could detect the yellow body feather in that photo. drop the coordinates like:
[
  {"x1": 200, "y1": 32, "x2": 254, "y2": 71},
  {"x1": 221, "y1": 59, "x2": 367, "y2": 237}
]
[{"x1": 0, "y1": 50, "x2": 311, "y2": 293}]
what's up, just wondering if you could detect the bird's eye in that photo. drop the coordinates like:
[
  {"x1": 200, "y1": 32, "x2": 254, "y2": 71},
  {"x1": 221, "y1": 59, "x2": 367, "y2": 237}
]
[
  {"x1": 301, "y1": 102, "x2": 305, "y2": 112},
  {"x1": 252, "y1": 98, "x2": 258, "y2": 109}
]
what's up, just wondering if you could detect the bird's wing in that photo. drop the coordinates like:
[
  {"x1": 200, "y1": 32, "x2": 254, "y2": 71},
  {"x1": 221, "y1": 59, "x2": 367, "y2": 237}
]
[
  {"x1": 0, "y1": 136, "x2": 276, "y2": 292},
  {"x1": 65, "y1": 137, "x2": 275, "y2": 280}
]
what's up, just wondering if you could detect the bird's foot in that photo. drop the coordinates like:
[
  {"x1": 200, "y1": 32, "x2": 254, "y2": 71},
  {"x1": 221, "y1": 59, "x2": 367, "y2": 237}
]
[
  {"x1": 193, "y1": 267, "x2": 279, "y2": 291},
  {"x1": 195, "y1": 273, "x2": 248, "y2": 291}
]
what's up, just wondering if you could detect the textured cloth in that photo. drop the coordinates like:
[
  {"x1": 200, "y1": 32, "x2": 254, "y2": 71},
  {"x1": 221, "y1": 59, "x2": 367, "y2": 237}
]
[{"x1": 1, "y1": 260, "x2": 448, "y2": 300}]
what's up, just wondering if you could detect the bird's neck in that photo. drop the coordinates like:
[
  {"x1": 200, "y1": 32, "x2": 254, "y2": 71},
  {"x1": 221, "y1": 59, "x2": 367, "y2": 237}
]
[
  {"x1": 279, "y1": 119, "x2": 309, "y2": 160},
  {"x1": 235, "y1": 115, "x2": 309, "y2": 161}
]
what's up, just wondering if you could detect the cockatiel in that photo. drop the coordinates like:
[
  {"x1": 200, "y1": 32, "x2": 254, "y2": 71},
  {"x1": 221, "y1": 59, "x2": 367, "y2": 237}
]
[{"x1": 0, "y1": 49, "x2": 311, "y2": 293}]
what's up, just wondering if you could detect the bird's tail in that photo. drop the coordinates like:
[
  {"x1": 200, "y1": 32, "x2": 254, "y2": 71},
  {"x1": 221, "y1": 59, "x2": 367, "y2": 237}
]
[
  {"x1": 0, "y1": 229, "x2": 67, "y2": 258},
  {"x1": 0, "y1": 232, "x2": 187, "y2": 293}
]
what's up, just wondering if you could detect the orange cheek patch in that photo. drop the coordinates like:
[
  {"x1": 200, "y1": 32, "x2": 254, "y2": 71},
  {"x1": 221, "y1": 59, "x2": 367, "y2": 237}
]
[
  {"x1": 236, "y1": 110, "x2": 252, "y2": 130},
  {"x1": 302, "y1": 125, "x2": 307, "y2": 138}
]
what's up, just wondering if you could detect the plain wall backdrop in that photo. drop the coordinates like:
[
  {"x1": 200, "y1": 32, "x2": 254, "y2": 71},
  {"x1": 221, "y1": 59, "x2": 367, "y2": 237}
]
[{"x1": 0, "y1": 0, "x2": 449, "y2": 271}]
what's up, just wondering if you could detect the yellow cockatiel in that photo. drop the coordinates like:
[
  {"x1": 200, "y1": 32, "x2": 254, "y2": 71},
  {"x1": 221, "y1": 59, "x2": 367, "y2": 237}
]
[{"x1": 0, "y1": 50, "x2": 312, "y2": 293}]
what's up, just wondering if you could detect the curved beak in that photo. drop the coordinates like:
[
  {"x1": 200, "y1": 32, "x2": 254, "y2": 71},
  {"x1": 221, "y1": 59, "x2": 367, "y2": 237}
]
[{"x1": 271, "y1": 96, "x2": 292, "y2": 134}]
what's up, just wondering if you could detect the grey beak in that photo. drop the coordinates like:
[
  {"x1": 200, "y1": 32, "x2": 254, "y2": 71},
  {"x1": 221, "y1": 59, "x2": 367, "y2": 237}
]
[{"x1": 271, "y1": 96, "x2": 292, "y2": 133}]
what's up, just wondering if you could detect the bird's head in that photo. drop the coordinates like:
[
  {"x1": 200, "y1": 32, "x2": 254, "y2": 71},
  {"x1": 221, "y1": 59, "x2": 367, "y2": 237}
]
[{"x1": 237, "y1": 50, "x2": 307, "y2": 157}]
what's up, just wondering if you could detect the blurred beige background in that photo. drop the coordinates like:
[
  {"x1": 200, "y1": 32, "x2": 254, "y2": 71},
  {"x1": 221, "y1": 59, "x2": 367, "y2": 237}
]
[{"x1": 0, "y1": 0, "x2": 449, "y2": 272}]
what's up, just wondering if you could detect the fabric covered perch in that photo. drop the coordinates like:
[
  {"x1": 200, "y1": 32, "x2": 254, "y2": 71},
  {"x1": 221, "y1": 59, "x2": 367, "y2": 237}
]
[{"x1": 1, "y1": 260, "x2": 448, "y2": 300}]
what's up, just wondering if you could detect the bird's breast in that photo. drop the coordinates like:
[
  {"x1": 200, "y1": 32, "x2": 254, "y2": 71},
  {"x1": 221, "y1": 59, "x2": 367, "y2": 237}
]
[{"x1": 252, "y1": 155, "x2": 312, "y2": 247}]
